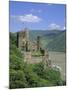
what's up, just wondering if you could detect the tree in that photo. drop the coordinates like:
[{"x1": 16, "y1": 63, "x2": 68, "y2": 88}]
[{"x1": 42, "y1": 67, "x2": 63, "y2": 86}]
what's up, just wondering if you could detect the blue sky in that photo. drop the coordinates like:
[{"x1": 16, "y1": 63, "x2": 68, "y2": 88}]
[{"x1": 9, "y1": 1, "x2": 66, "y2": 32}]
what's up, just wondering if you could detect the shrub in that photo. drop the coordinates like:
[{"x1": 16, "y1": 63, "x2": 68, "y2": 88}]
[{"x1": 9, "y1": 69, "x2": 28, "y2": 88}]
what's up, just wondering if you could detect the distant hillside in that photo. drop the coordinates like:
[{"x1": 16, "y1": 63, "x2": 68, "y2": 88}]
[
  {"x1": 46, "y1": 31, "x2": 66, "y2": 52},
  {"x1": 29, "y1": 30, "x2": 66, "y2": 52},
  {"x1": 29, "y1": 30, "x2": 61, "y2": 40}
]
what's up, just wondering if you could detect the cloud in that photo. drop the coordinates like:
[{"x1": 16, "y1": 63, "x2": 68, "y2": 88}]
[
  {"x1": 48, "y1": 23, "x2": 61, "y2": 30},
  {"x1": 63, "y1": 26, "x2": 66, "y2": 30},
  {"x1": 11, "y1": 14, "x2": 41, "y2": 23},
  {"x1": 63, "y1": 26, "x2": 65, "y2": 30},
  {"x1": 30, "y1": 9, "x2": 42, "y2": 13}
]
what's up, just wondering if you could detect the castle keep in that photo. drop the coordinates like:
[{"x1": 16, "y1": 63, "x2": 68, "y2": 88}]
[{"x1": 17, "y1": 28, "x2": 51, "y2": 67}]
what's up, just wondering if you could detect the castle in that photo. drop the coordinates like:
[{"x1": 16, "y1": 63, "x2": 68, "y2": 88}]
[{"x1": 17, "y1": 28, "x2": 51, "y2": 67}]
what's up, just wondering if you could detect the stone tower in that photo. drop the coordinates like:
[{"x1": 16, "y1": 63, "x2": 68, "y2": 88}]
[
  {"x1": 37, "y1": 36, "x2": 41, "y2": 51},
  {"x1": 17, "y1": 28, "x2": 30, "y2": 51}
]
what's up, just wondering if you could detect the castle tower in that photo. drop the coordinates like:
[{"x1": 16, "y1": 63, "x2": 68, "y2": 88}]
[
  {"x1": 17, "y1": 28, "x2": 30, "y2": 51},
  {"x1": 37, "y1": 36, "x2": 41, "y2": 51}
]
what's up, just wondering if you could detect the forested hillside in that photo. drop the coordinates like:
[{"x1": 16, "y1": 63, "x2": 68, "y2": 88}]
[
  {"x1": 46, "y1": 31, "x2": 66, "y2": 52},
  {"x1": 9, "y1": 32, "x2": 65, "y2": 89},
  {"x1": 29, "y1": 30, "x2": 66, "y2": 52}
]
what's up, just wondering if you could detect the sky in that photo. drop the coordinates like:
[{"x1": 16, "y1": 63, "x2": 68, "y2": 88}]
[{"x1": 9, "y1": 1, "x2": 66, "y2": 32}]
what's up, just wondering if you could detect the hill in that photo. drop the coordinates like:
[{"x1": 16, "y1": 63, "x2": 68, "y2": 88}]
[
  {"x1": 46, "y1": 31, "x2": 66, "y2": 52},
  {"x1": 29, "y1": 30, "x2": 60, "y2": 40},
  {"x1": 29, "y1": 30, "x2": 66, "y2": 52}
]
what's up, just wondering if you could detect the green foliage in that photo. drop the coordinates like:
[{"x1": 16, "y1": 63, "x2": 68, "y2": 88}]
[
  {"x1": 23, "y1": 63, "x2": 52, "y2": 87},
  {"x1": 9, "y1": 32, "x2": 65, "y2": 89},
  {"x1": 9, "y1": 69, "x2": 28, "y2": 88},
  {"x1": 9, "y1": 32, "x2": 27, "y2": 88},
  {"x1": 10, "y1": 54, "x2": 24, "y2": 70},
  {"x1": 42, "y1": 68, "x2": 63, "y2": 85},
  {"x1": 46, "y1": 31, "x2": 66, "y2": 52},
  {"x1": 10, "y1": 44, "x2": 24, "y2": 70},
  {"x1": 33, "y1": 62, "x2": 63, "y2": 86},
  {"x1": 10, "y1": 32, "x2": 17, "y2": 46},
  {"x1": 33, "y1": 62, "x2": 44, "y2": 76},
  {"x1": 10, "y1": 44, "x2": 22, "y2": 58}
]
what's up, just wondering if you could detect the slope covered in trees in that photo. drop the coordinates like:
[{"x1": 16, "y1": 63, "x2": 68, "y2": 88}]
[
  {"x1": 46, "y1": 31, "x2": 66, "y2": 52},
  {"x1": 29, "y1": 30, "x2": 66, "y2": 52},
  {"x1": 9, "y1": 32, "x2": 65, "y2": 89}
]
